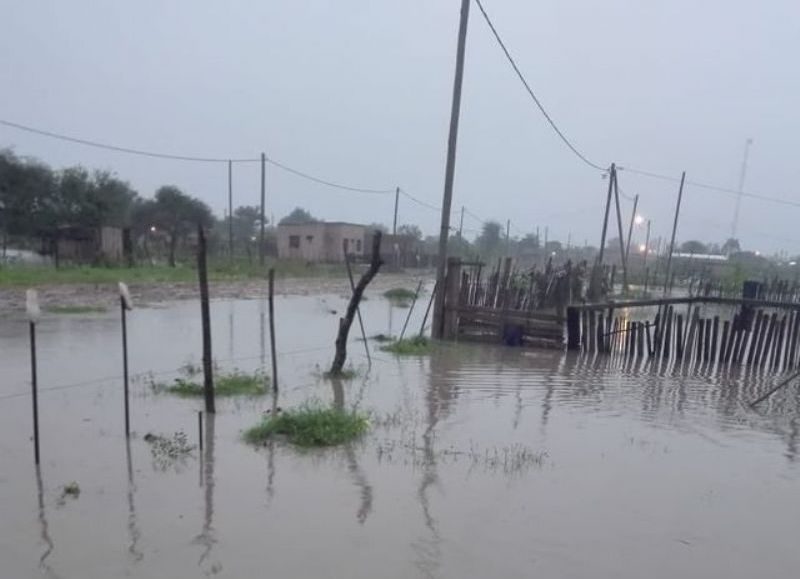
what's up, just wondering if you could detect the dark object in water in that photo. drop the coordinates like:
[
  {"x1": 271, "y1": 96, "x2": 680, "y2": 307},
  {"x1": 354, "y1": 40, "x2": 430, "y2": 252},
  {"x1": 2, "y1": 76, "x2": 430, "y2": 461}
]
[{"x1": 503, "y1": 324, "x2": 524, "y2": 347}]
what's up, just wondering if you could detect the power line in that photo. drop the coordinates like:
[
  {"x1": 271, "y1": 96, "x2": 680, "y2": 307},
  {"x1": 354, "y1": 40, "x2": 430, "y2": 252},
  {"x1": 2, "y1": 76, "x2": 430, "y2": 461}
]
[
  {"x1": 399, "y1": 188, "x2": 442, "y2": 212},
  {"x1": 0, "y1": 118, "x2": 396, "y2": 195},
  {"x1": 472, "y1": 0, "x2": 607, "y2": 172},
  {"x1": 619, "y1": 165, "x2": 800, "y2": 210}
]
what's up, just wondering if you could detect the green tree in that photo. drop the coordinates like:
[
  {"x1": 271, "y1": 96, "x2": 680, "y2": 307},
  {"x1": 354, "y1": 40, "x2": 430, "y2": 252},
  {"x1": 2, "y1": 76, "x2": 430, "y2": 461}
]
[
  {"x1": 397, "y1": 224, "x2": 422, "y2": 240},
  {"x1": 279, "y1": 207, "x2": 317, "y2": 225},
  {"x1": 721, "y1": 238, "x2": 741, "y2": 254},
  {"x1": 146, "y1": 186, "x2": 214, "y2": 267},
  {"x1": 680, "y1": 240, "x2": 708, "y2": 254},
  {"x1": 476, "y1": 221, "x2": 502, "y2": 257}
]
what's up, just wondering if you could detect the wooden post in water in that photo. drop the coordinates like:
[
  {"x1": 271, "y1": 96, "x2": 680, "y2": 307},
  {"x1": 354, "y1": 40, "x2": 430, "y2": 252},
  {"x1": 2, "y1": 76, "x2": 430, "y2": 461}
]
[
  {"x1": 268, "y1": 269, "x2": 278, "y2": 391},
  {"x1": 400, "y1": 280, "x2": 424, "y2": 340},
  {"x1": 710, "y1": 316, "x2": 720, "y2": 364},
  {"x1": 26, "y1": 289, "x2": 41, "y2": 464},
  {"x1": 343, "y1": 244, "x2": 371, "y2": 364},
  {"x1": 443, "y1": 258, "x2": 462, "y2": 340},
  {"x1": 197, "y1": 225, "x2": 215, "y2": 414},
  {"x1": 720, "y1": 320, "x2": 730, "y2": 363},
  {"x1": 119, "y1": 283, "x2": 133, "y2": 437},
  {"x1": 567, "y1": 307, "x2": 581, "y2": 351}
]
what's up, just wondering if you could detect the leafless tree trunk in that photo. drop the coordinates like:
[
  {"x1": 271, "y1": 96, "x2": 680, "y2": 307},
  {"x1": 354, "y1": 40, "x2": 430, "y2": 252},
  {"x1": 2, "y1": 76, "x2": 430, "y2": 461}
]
[{"x1": 329, "y1": 232, "x2": 383, "y2": 375}]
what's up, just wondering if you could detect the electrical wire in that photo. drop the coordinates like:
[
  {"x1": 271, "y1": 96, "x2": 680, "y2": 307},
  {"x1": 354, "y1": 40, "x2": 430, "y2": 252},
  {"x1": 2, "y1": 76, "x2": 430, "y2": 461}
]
[
  {"x1": 398, "y1": 188, "x2": 442, "y2": 212},
  {"x1": 0, "y1": 118, "x2": 396, "y2": 195},
  {"x1": 472, "y1": 0, "x2": 607, "y2": 172}
]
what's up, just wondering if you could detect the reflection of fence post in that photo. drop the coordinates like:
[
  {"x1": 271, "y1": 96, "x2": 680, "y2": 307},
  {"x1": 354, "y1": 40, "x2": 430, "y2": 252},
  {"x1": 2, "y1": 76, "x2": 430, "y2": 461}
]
[
  {"x1": 442, "y1": 257, "x2": 462, "y2": 340},
  {"x1": 567, "y1": 306, "x2": 580, "y2": 351}
]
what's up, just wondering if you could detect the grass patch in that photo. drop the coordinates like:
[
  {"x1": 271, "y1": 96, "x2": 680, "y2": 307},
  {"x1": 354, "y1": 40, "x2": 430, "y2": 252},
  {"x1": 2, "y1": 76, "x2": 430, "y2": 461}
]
[
  {"x1": 0, "y1": 259, "x2": 348, "y2": 287},
  {"x1": 383, "y1": 287, "x2": 417, "y2": 301},
  {"x1": 243, "y1": 406, "x2": 369, "y2": 447},
  {"x1": 322, "y1": 367, "x2": 360, "y2": 380},
  {"x1": 152, "y1": 369, "x2": 269, "y2": 397},
  {"x1": 380, "y1": 336, "x2": 431, "y2": 356},
  {"x1": 45, "y1": 305, "x2": 107, "y2": 314}
]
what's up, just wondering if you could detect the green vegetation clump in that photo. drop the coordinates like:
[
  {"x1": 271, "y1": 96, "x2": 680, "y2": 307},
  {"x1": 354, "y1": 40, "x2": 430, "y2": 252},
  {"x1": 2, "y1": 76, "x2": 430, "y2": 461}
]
[
  {"x1": 380, "y1": 336, "x2": 431, "y2": 355},
  {"x1": 244, "y1": 406, "x2": 369, "y2": 447},
  {"x1": 62, "y1": 482, "x2": 81, "y2": 497},
  {"x1": 152, "y1": 369, "x2": 268, "y2": 397},
  {"x1": 45, "y1": 305, "x2": 107, "y2": 314},
  {"x1": 383, "y1": 287, "x2": 417, "y2": 301}
]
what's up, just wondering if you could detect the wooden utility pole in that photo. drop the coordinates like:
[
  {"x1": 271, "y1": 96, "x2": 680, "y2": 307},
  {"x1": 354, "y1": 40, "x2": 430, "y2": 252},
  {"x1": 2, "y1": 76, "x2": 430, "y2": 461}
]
[
  {"x1": 663, "y1": 172, "x2": 686, "y2": 295},
  {"x1": 643, "y1": 219, "x2": 651, "y2": 270},
  {"x1": 612, "y1": 167, "x2": 629, "y2": 291},
  {"x1": 458, "y1": 206, "x2": 465, "y2": 240},
  {"x1": 259, "y1": 153, "x2": 266, "y2": 266},
  {"x1": 432, "y1": 0, "x2": 471, "y2": 340},
  {"x1": 505, "y1": 219, "x2": 511, "y2": 255},
  {"x1": 197, "y1": 225, "x2": 215, "y2": 413},
  {"x1": 597, "y1": 163, "x2": 615, "y2": 265},
  {"x1": 392, "y1": 187, "x2": 400, "y2": 236},
  {"x1": 228, "y1": 160, "x2": 233, "y2": 262},
  {"x1": 624, "y1": 193, "x2": 639, "y2": 264}
]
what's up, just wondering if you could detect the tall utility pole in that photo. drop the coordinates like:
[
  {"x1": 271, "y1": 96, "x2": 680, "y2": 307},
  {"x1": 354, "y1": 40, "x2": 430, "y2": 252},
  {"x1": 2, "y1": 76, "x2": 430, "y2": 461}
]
[
  {"x1": 432, "y1": 0, "x2": 471, "y2": 340},
  {"x1": 597, "y1": 164, "x2": 615, "y2": 265},
  {"x1": 259, "y1": 153, "x2": 266, "y2": 266},
  {"x1": 228, "y1": 160, "x2": 233, "y2": 262},
  {"x1": 663, "y1": 172, "x2": 686, "y2": 295},
  {"x1": 731, "y1": 138, "x2": 753, "y2": 240},
  {"x1": 458, "y1": 206, "x2": 465, "y2": 240},
  {"x1": 505, "y1": 219, "x2": 511, "y2": 255},
  {"x1": 643, "y1": 219, "x2": 651, "y2": 270},
  {"x1": 392, "y1": 187, "x2": 400, "y2": 236},
  {"x1": 624, "y1": 193, "x2": 639, "y2": 264}
]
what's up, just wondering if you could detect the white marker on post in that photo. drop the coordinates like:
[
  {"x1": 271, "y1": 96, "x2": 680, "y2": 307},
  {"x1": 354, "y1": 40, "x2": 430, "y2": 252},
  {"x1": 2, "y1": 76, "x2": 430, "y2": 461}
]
[
  {"x1": 26, "y1": 289, "x2": 41, "y2": 322},
  {"x1": 118, "y1": 282, "x2": 133, "y2": 310}
]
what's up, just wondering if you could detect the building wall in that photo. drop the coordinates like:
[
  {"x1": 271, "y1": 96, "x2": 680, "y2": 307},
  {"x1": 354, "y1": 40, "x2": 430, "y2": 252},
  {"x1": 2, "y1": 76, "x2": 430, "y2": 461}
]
[{"x1": 277, "y1": 223, "x2": 366, "y2": 262}]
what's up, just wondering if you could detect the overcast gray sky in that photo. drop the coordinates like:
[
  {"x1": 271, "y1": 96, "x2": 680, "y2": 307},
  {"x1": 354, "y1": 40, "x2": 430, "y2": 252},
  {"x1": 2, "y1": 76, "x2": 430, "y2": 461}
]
[{"x1": 2, "y1": 0, "x2": 799, "y2": 252}]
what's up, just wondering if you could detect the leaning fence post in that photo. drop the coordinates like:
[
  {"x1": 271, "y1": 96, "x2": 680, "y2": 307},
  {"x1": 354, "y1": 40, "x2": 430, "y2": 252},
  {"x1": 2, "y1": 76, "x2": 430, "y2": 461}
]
[
  {"x1": 119, "y1": 282, "x2": 133, "y2": 437},
  {"x1": 26, "y1": 289, "x2": 41, "y2": 465}
]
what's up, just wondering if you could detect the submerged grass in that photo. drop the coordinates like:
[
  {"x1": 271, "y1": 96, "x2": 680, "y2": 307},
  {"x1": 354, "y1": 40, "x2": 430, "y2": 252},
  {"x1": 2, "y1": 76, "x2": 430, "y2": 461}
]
[
  {"x1": 152, "y1": 369, "x2": 269, "y2": 397},
  {"x1": 380, "y1": 335, "x2": 431, "y2": 355},
  {"x1": 45, "y1": 305, "x2": 107, "y2": 314},
  {"x1": 244, "y1": 406, "x2": 369, "y2": 447},
  {"x1": 383, "y1": 287, "x2": 417, "y2": 301}
]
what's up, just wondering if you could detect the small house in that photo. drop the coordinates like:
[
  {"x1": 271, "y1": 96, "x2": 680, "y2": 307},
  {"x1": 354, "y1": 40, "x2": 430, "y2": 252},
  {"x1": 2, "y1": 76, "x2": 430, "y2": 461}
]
[
  {"x1": 277, "y1": 222, "x2": 367, "y2": 262},
  {"x1": 56, "y1": 226, "x2": 124, "y2": 265}
]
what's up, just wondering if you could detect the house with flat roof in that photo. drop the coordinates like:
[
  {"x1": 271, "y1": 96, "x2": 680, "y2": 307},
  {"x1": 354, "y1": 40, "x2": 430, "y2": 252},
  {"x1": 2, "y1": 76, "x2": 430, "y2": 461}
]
[{"x1": 276, "y1": 222, "x2": 366, "y2": 262}]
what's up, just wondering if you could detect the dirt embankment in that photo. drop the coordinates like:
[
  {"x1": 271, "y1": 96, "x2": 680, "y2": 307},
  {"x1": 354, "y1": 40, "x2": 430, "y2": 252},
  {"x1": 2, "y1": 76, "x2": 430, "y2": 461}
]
[{"x1": 0, "y1": 273, "x2": 429, "y2": 315}]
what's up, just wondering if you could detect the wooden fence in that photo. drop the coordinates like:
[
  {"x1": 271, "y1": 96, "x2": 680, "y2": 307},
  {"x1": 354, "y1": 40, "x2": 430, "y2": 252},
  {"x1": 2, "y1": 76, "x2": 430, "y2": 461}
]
[{"x1": 567, "y1": 296, "x2": 800, "y2": 372}]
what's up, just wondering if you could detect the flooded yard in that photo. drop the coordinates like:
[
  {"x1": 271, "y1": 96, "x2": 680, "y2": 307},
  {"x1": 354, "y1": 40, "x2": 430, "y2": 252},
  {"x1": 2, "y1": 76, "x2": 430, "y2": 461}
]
[{"x1": 1, "y1": 287, "x2": 799, "y2": 578}]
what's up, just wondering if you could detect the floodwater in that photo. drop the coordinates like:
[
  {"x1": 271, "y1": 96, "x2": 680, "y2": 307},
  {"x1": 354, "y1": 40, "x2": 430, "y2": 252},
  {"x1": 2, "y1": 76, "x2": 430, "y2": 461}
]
[{"x1": 1, "y1": 287, "x2": 799, "y2": 578}]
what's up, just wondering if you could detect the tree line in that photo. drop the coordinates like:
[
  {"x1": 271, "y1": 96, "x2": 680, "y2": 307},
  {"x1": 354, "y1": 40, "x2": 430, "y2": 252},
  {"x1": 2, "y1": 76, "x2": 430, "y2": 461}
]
[{"x1": 0, "y1": 149, "x2": 267, "y2": 266}]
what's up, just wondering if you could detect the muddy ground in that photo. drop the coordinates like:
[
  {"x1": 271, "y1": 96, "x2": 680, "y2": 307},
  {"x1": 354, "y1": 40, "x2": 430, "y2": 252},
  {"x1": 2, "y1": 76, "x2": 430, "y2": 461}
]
[{"x1": 0, "y1": 272, "x2": 427, "y2": 314}]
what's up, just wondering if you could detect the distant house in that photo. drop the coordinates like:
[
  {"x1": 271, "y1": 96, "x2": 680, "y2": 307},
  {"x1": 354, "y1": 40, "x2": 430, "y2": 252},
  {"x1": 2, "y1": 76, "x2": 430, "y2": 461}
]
[
  {"x1": 56, "y1": 226, "x2": 124, "y2": 265},
  {"x1": 277, "y1": 222, "x2": 366, "y2": 262}
]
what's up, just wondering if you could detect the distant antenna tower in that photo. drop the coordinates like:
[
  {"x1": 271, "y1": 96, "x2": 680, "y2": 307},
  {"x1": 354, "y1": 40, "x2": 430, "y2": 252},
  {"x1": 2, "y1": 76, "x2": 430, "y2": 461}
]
[{"x1": 731, "y1": 138, "x2": 753, "y2": 239}]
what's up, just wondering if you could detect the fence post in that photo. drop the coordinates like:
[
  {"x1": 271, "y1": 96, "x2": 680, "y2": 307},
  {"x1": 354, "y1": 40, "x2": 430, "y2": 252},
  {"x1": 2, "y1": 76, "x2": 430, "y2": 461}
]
[
  {"x1": 442, "y1": 257, "x2": 462, "y2": 340},
  {"x1": 567, "y1": 307, "x2": 580, "y2": 351},
  {"x1": 197, "y1": 225, "x2": 215, "y2": 414}
]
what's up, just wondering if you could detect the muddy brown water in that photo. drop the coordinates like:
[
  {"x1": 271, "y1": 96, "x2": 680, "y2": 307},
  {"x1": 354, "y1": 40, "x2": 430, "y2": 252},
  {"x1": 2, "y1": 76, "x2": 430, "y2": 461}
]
[{"x1": 1, "y1": 289, "x2": 799, "y2": 578}]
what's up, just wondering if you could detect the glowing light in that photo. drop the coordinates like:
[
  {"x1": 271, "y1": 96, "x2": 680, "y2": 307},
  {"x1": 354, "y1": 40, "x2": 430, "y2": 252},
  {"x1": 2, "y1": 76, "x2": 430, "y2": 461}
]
[
  {"x1": 634, "y1": 215, "x2": 645, "y2": 226},
  {"x1": 149, "y1": 226, "x2": 157, "y2": 233},
  {"x1": 639, "y1": 244, "x2": 647, "y2": 253}
]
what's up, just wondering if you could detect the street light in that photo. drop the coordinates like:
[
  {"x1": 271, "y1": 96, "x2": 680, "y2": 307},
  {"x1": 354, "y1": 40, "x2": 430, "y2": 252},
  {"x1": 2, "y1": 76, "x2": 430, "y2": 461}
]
[
  {"x1": 639, "y1": 244, "x2": 647, "y2": 253},
  {"x1": 634, "y1": 214, "x2": 645, "y2": 226}
]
